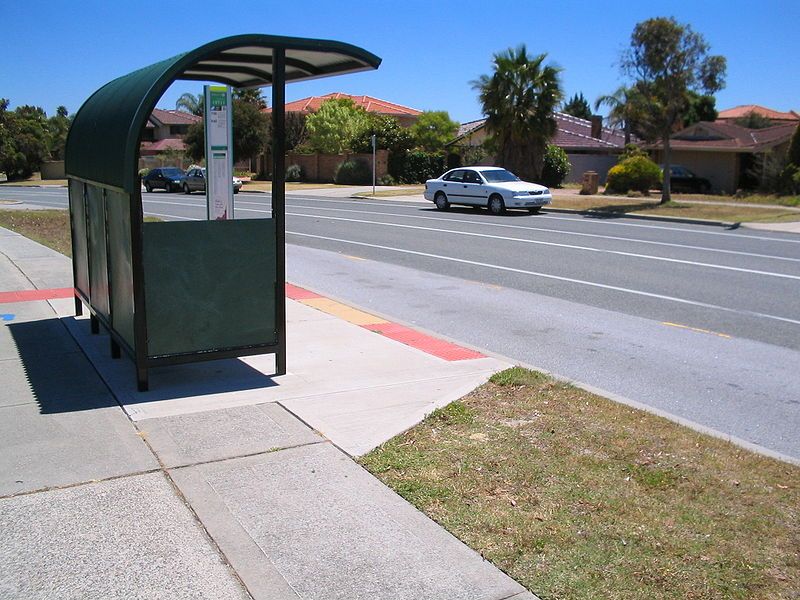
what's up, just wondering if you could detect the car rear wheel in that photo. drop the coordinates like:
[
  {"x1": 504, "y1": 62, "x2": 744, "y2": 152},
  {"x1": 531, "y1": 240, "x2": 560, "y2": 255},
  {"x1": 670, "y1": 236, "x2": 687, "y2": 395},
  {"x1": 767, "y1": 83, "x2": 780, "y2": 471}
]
[
  {"x1": 434, "y1": 192, "x2": 449, "y2": 210},
  {"x1": 488, "y1": 194, "x2": 505, "y2": 215}
]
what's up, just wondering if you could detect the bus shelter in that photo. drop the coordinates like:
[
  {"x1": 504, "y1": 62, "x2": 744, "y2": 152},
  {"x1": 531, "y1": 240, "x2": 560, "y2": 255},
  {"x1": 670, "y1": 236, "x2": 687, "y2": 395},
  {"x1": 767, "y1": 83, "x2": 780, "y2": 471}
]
[{"x1": 65, "y1": 34, "x2": 381, "y2": 390}]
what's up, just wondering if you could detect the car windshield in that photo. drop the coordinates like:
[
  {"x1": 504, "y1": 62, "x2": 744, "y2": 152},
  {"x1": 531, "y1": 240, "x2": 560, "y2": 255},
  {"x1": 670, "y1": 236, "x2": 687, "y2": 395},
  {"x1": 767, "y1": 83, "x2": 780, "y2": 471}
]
[
  {"x1": 162, "y1": 168, "x2": 184, "y2": 177},
  {"x1": 481, "y1": 169, "x2": 520, "y2": 183}
]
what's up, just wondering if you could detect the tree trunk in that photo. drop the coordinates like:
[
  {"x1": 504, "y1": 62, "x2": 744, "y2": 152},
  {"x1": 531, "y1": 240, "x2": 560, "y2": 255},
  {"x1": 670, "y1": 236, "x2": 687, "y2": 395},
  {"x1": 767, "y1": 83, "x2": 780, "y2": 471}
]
[
  {"x1": 661, "y1": 135, "x2": 671, "y2": 204},
  {"x1": 624, "y1": 121, "x2": 631, "y2": 146}
]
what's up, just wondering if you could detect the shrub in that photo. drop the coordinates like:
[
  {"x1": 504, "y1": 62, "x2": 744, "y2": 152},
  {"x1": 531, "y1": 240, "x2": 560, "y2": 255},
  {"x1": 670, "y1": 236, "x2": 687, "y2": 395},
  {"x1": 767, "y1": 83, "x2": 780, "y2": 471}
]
[
  {"x1": 389, "y1": 150, "x2": 445, "y2": 184},
  {"x1": 377, "y1": 174, "x2": 396, "y2": 186},
  {"x1": 285, "y1": 164, "x2": 304, "y2": 181},
  {"x1": 605, "y1": 155, "x2": 662, "y2": 194},
  {"x1": 138, "y1": 168, "x2": 150, "y2": 178},
  {"x1": 334, "y1": 158, "x2": 371, "y2": 185},
  {"x1": 540, "y1": 144, "x2": 571, "y2": 187}
]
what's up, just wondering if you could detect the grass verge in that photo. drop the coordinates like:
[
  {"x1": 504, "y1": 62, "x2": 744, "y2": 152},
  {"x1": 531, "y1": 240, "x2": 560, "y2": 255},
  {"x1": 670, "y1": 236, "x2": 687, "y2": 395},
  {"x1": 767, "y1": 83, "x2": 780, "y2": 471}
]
[
  {"x1": 0, "y1": 209, "x2": 72, "y2": 256},
  {"x1": 550, "y1": 196, "x2": 800, "y2": 223},
  {"x1": 0, "y1": 209, "x2": 161, "y2": 258},
  {"x1": 360, "y1": 367, "x2": 800, "y2": 600}
]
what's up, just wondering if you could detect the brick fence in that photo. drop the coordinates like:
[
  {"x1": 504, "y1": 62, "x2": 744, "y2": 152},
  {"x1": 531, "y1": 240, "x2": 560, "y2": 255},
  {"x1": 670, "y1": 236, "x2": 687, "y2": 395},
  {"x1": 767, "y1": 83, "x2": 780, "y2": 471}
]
[{"x1": 257, "y1": 150, "x2": 388, "y2": 182}]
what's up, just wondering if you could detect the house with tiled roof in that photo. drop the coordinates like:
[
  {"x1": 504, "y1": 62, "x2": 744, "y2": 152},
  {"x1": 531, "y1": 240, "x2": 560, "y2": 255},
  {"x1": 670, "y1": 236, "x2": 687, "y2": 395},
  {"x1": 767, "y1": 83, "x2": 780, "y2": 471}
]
[
  {"x1": 448, "y1": 113, "x2": 634, "y2": 183},
  {"x1": 650, "y1": 119, "x2": 798, "y2": 193},
  {"x1": 140, "y1": 108, "x2": 201, "y2": 157},
  {"x1": 716, "y1": 105, "x2": 799, "y2": 124},
  {"x1": 264, "y1": 92, "x2": 422, "y2": 127}
]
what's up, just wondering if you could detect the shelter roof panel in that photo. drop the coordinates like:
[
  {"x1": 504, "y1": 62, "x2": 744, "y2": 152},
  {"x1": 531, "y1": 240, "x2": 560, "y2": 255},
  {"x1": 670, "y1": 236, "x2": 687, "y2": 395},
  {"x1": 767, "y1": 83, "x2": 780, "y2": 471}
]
[{"x1": 66, "y1": 34, "x2": 380, "y2": 192}]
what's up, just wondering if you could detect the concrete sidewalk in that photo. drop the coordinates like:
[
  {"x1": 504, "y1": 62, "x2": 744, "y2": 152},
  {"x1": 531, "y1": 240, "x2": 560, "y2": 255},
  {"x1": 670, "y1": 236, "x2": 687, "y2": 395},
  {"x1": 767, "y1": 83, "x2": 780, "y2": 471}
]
[{"x1": 0, "y1": 227, "x2": 536, "y2": 599}]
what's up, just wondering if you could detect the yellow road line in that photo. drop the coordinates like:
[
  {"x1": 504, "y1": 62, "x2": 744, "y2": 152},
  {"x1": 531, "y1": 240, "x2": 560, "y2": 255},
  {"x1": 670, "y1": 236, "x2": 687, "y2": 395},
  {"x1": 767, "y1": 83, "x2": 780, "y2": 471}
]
[
  {"x1": 662, "y1": 322, "x2": 731, "y2": 339},
  {"x1": 301, "y1": 297, "x2": 388, "y2": 326}
]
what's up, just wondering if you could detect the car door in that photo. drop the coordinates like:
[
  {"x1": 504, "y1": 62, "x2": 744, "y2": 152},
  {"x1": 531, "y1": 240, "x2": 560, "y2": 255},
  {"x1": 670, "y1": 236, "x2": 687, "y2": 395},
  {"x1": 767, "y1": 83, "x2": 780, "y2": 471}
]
[
  {"x1": 441, "y1": 170, "x2": 465, "y2": 200},
  {"x1": 461, "y1": 170, "x2": 487, "y2": 205}
]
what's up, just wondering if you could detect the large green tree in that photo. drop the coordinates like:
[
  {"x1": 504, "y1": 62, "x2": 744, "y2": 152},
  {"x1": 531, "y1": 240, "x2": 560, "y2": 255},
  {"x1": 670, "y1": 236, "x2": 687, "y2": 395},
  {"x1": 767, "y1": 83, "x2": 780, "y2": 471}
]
[
  {"x1": 47, "y1": 105, "x2": 71, "y2": 160},
  {"x1": 472, "y1": 45, "x2": 563, "y2": 181},
  {"x1": 682, "y1": 91, "x2": 718, "y2": 128},
  {"x1": 562, "y1": 92, "x2": 592, "y2": 120},
  {"x1": 410, "y1": 111, "x2": 459, "y2": 152},
  {"x1": 620, "y1": 17, "x2": 726, "y2": 202},
  {"x1": 350, "y1": 113, "x2": 413, "y2": 154},
  {"x1": 0, "y1": 100, "x2": 51, "y2": 180},
  {"x1": 305, "y1": 98, "x2": 369, "y2": 154},
  {"x1": 184, "y1": 98, "x2": 270, "y2": 163}
]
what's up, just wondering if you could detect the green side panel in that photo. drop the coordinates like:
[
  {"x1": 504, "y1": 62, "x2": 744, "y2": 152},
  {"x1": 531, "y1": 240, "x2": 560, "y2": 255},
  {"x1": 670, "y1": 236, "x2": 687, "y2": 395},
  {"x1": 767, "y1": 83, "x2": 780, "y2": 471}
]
[
  {"x1": 142, "y1": 219, "x2": 277, "y2": 357},
  {"x1": 68, "y1": 179, "x2": 89, "y2": 298},
  {"x1": 86, "y1": 185, "x2": 110, "y2": 319},
  {"x1": 106, "y1": 190, "x2": 135, "y2": 349}
]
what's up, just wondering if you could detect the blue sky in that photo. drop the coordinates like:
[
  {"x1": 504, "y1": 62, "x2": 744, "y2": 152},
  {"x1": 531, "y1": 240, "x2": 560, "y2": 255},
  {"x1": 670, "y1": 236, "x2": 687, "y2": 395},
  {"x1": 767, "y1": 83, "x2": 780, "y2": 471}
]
[{"x1": 2, "y1": 0, "x2": 798, "y2": 123}]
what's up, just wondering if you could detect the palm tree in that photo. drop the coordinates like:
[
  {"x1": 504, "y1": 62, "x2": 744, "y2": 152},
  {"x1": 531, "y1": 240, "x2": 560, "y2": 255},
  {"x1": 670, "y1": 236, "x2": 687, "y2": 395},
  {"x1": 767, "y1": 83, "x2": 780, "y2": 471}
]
[
  {"x1": 472, "y1": 45, "x2": 563, "y2": 182},
  {"x1": 175, "y1": 93, "x2": 203, "y2": 116},
  {"x1": 594, "y1": 86, "x2": 640, "y2": 145}
]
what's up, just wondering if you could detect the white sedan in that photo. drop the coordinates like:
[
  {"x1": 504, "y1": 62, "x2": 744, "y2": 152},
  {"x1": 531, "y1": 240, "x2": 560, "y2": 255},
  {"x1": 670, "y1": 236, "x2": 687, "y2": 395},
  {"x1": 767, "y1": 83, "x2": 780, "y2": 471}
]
[{"x1": 423, "y1": 166, "x2": 552, "y2": 214}]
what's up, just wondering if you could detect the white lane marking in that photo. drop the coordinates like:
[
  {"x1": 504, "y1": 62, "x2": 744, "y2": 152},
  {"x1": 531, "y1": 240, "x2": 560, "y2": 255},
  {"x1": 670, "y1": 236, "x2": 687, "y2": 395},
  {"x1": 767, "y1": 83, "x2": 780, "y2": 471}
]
[
  {"x1": 288, "y1": 231, "x2": 800, "y2": 327},
  {"x1": 277, "y1": 195, "x2": 800, "y2": 245},
  {"x1": 240, "y1": 202, "x2": 800, "y2": 264},
  {"x1": 12, "y1": 190, "x2": 800, "y2": 245},
  {"x1": 235, "y1": 208, "x2": 800, "y2": 281},
  {"x1": 145, "y1": 212, "x2": 198, "y2": 220}
]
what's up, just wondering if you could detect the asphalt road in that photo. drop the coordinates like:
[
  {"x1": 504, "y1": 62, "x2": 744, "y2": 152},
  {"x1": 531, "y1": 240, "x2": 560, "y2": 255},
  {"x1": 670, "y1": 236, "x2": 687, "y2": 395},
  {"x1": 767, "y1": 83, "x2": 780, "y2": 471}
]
[{"x1": 3, "y1": 186, "x2": 800, "y2": 459}]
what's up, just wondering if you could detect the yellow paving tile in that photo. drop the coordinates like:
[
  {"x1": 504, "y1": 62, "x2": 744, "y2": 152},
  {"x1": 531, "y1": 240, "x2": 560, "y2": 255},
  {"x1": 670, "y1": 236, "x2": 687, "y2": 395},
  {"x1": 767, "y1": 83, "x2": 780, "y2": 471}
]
[{"x1": 301, "y1": 297, "x2": 388, "y2": 326}]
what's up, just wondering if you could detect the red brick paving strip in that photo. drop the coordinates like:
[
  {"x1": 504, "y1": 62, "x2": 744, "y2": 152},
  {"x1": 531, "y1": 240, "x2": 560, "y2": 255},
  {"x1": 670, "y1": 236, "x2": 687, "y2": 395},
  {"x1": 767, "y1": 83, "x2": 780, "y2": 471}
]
[
  {"x1": 285, "y1": 283, "x2": 323, "y2": 300},
  {"x1": 286, "y1": 283, "x2": 485, "y2": 361},
  {"x1": 0, "y1": 288, "x2": 74, "y2": 304},
  {"x1": 363, "y1": 322, "x2": 485, "y2": 361}
]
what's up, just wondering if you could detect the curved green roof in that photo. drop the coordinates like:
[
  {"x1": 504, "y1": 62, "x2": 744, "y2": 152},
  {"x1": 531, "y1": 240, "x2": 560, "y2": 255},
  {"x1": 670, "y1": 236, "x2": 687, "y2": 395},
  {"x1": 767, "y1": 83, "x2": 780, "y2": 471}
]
[{"x1": 65, "y1": 34, "x2": 381, "y2": 193}]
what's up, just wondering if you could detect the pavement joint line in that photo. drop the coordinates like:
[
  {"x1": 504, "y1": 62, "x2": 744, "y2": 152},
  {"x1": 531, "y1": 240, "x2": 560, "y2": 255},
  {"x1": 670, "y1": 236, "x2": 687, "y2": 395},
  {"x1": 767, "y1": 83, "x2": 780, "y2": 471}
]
[
  {"x1": 253, "y1": 368, "x2": 501, "y2": 407},
  {"x1": 49, "y1": 301, "x2": 258, "y2": 599},
  {"x1": 0, "y1": 466, "x2": 164, "y2": 500},
  {"x1": 164, "y1": 439, "x2": 328, "y2": 472}
]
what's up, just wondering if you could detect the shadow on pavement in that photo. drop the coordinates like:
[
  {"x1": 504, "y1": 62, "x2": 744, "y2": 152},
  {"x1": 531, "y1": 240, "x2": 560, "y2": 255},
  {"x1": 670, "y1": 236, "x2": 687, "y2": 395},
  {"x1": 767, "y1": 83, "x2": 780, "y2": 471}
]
[
  {"x1": 7, "y1": 318, "x2": 118, "y2": 414},
  {"x1": 9, "y1": 317, "x2": 278, "y2": 412}
]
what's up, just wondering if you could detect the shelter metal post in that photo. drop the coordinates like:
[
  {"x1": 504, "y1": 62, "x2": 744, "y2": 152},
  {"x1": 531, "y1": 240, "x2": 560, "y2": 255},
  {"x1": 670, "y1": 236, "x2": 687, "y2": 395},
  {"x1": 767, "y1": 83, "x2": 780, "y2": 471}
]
[{"x1": 272, "y1": 47, "x2": 287, "y2": 376}]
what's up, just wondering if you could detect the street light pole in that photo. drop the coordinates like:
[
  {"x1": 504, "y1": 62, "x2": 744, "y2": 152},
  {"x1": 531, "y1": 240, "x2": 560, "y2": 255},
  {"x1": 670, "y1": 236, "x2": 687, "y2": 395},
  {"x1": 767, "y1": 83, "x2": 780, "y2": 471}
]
[{"x1": 371, "y1": 134, "x2": 376, "y2": 196}]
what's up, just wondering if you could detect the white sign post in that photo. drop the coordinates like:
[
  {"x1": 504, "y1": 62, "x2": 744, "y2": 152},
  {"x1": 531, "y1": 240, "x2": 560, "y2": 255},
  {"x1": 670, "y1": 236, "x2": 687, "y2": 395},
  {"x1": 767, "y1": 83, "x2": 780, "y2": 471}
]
[{"x1": 204, "y1": 85, "x2": 234, "y2": 220}]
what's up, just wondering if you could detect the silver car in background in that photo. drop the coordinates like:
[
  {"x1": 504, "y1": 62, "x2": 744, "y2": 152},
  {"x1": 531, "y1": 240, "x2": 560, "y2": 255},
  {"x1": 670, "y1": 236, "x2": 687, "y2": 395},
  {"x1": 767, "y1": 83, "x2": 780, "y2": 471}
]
[{"x1": 183, "y1": 167, "x2": 242, "y2": 194}]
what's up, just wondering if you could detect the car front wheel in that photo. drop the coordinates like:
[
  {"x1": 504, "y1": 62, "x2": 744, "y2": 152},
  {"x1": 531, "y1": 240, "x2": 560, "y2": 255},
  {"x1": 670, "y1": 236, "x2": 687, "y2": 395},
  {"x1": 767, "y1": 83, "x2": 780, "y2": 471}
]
[
  {"x1": 488, "y1": 194, "x2": 505, "y2": 215},
  {"x1": 528, "y1": 206, "x2": 541, "y2": 214},
  {"x1": 434, "y1": 192, "x2": 449, "y2": 210},
  {"x1": 183, "y1": 183, "x2": 190, "y2": 194},
  {"x1": 144, "y1": 182, "x2": 152, "y2": 193}
]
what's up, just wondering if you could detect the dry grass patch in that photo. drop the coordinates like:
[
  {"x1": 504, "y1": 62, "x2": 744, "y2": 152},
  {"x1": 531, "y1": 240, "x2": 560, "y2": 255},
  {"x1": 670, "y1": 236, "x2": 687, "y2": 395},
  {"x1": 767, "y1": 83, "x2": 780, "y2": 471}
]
[
  {"x1": 0, "y1": 209, "x2": 72, "y2": 256},
  {"x1": 0, "y1": 209, "x2": 161, "y2": 258},
  {"x1": 549, "y1": 196, "x2": 799, "y2": 223},
  {"x1": 360, "y1": 367, "x2": 800, "y2": 600}
]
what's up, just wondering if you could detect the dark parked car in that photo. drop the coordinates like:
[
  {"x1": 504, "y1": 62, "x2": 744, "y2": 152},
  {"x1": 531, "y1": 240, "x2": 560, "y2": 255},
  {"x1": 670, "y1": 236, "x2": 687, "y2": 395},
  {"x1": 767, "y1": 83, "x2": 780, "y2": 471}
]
[
  {"x1": 142, "y1": 167, "x2": 186, "y2": 192},
  {"x1": 661, "y1": 165, "x2": 712, "y2": 194}
]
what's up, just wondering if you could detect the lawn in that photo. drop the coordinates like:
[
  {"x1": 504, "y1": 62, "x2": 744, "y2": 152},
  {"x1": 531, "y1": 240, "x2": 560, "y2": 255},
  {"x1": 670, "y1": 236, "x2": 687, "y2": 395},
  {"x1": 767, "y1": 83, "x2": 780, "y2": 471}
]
[
  {"x1": 0, "y1": 209, "x2": 73, "y2": 256},
  {"x1": 0, "y1": 209, "x2": 160, "y2": 257},
  {"x1": 548, "y1": 196, "x2": 800, "y2": 223},
  {"x1": 361, "y1": 367, "x2": 800, "y2": 600}
]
